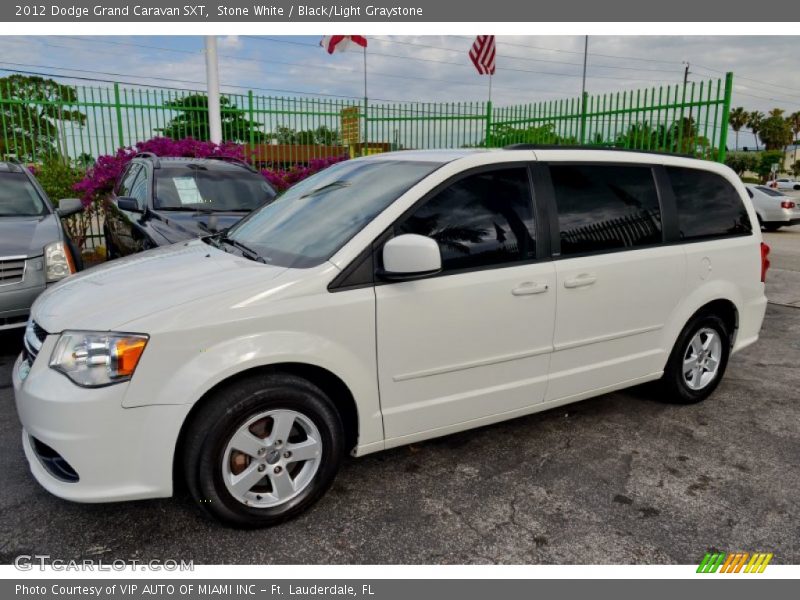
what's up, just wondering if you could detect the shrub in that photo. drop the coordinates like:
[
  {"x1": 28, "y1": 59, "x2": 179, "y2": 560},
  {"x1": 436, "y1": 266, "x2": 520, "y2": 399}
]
[
  {"x1": 724, "y1": 152, "x2": 759, "y2": 177},
  {"x1": 261, "y1": 155, "x2": 348, "y2": 192},
  {"x1": 73, "y1": 137, "x2": 244, "y2": 205}
]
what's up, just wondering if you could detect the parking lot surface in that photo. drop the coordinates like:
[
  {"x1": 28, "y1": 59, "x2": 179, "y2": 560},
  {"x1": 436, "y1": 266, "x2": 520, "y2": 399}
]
[{"x1": 1, "y1": 227, "x2": 798, "y2": 565}]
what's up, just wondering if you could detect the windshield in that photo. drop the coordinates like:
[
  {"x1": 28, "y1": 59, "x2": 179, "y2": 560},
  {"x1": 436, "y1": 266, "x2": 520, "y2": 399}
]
[
  {"x1": 755, "y1": 186, "x2": 786, "y2": 198},
  {"x1": 0, "y1": 173, "x2": 47, "y2": 217},
  {"x1": 155, "y1": 167, "x2": 275, "y2": 211},
  {"x1": 225, "y1": 159, "x2": 440, "y2": 268}
]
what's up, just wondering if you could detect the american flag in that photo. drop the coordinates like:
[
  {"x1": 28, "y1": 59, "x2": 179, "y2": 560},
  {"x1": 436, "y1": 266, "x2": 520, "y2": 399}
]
[
  {"x1": 321, "y1": 35, "x2": 368, "y2": 54},
  {"x1": 469, "y1": 35, "x2": 496, "y2": 75}
]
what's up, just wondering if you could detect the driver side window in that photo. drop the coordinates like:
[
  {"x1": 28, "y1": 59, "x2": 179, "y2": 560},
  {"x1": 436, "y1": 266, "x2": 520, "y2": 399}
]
[
  {"x1": 395, "y1": 167, "x2": 536, "y2": 273},
  {"x1": 128, "y1": 168, "x2": 149, "y2": 210}
]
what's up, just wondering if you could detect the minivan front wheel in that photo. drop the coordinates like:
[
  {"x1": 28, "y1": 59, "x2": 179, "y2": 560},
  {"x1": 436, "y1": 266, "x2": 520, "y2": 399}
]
[
  {"x1": 659, "y1": 313, "x2": 730, "y2": 404},
  {"x1": 183, "y1": 373, "x2": 344, "y2": 528}
]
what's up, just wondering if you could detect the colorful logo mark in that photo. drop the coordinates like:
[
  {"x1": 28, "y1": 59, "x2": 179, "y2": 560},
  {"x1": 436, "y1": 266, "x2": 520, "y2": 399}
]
[{"x1": 697, "y1": 552, "x2": 773, "y2": 573}]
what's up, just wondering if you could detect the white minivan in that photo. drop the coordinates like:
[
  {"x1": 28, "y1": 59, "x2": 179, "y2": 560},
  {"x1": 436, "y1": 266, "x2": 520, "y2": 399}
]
[{"x1": 13, "y1": 147, "x2": 769, "y2": 527}]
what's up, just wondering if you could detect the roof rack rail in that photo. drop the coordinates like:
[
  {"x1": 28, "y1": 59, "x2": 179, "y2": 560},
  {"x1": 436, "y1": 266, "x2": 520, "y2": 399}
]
[
  {"x1": 204, "y1": 156, "x2": 257, "y2": 173},
  {"x1": 503, "y1": 144, "x2": 697, "y2": 159},
  {"x1": 134, "y1": 152, "x2": 161, "y2": 168}
]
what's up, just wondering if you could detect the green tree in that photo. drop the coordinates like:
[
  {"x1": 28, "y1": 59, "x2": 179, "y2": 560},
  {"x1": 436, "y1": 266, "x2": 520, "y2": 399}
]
[
  {"x1": 759, "y1": 112, "x2": 793, "y2": 151},
  {"x1": 788, "y1": 111, "x2": 800, "y2": 163},
  {"x1": 756, "y1": 150, "x2": 785, "y2": 182},
  {"x1": 0, "y1": 75, "x2": 86, "y2": 161},
  {"x1": 724, "y1": 151, "x2": 760, "y2": 176},
  {"x1": 791, "y1": 160, "x2": 800, "y2": 178},
  {"x1": 269, "y1": 125, "x2": 341, "y2": 145},
  {"x1": 747, "y1": 111, "x2": 764, "y2": 151},
  {"x1": 157, "y1": 94, "x2": 265, "y2": 142},
  {"x1": 728, "y1": 107, "x2": 748, "y2": 151}
]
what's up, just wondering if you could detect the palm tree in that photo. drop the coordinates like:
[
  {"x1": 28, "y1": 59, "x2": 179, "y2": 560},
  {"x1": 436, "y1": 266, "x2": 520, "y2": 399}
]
[
  {"x1": 789, "y1": 111, "x2": 800, "y2": 164},
  {"x1": 769, "y1": 108, "x2": 785, "y2": 119},
  {"x1": 728, "y1": 107, "x2": 748, "y2": 151},
  {"x1": 747, "y1": 111, "x2": 765, "y2": 151}
]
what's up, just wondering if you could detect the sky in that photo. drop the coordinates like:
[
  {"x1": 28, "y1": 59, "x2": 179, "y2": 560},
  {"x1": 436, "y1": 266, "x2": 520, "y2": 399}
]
[{"x1": 0, "y1": 35, "x2": 798, "y2": 147}]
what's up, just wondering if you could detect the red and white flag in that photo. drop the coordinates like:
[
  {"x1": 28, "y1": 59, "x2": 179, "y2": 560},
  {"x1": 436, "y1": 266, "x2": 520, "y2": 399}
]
[
  {"x1": 469, "y1": 35, "x2": 496, "y2": 75},
  {"x1": 321, "y1": 35, "x2": 368, "y2": 54}
]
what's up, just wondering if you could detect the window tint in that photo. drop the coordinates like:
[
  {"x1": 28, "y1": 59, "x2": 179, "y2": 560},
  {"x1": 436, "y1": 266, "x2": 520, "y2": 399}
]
[
  {"x1": 155, "y1": 168, "x2": 275, "y2": 211},
  {"x1": 550, "y1": 164, "x2": 662, "y2": 256},
  {"x1": 755, "y1": 186, "x2": 784, "y2": 197},
  {"x1": 667, "y1": 167, "x2": 752, "y2": 240},
  {"x1": 128, "y1": 168, "x2": 149, "y2": 209},
  {"x1": 396, "y1": 167, "x2": 535, "y2": 272},
  {"x1": 117, "y1": 164, "x2": 140, "y2": 197},
  {"x1": 0, "y1": 173, "x2": 47, "y2": 216}
]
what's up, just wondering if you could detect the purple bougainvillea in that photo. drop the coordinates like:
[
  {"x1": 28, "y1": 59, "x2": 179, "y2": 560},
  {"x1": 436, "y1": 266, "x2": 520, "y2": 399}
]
[{"x1": 73, "y1": 137, "x2": 345, "y2": 205}]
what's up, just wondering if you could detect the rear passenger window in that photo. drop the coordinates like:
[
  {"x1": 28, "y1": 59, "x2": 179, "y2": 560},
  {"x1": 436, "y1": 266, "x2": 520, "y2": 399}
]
[
  {"x1": 396, "y1": 167, "x2": 535, "y2": 272},
  {"x1": 667, "y1": 167, "x2": 752, "y2": 240},
  {"x1": 550, "y1": 164, "x2": 662, "y2": 256}
]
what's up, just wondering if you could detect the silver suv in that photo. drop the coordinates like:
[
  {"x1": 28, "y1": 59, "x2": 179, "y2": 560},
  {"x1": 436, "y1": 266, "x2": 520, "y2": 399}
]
[{"x1": 0, "y1": 161, "x2": 83, "y2": 330}]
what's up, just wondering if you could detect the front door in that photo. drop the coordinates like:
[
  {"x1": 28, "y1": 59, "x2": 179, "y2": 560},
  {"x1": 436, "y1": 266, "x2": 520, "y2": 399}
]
[{"x1": 375, "y1": 166, "x2": 557, "y2": 442}]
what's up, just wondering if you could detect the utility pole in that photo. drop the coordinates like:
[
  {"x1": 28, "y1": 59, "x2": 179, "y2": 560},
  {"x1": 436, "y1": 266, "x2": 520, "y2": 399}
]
[
  {"x1": 581, "y1": 35, "x2": 589, "y2": 100},
  {"x1": 205, "y1": 36, "x2": 222, "y2": 144},
  {"x1": 683, "y1": 61, "x2": 690, "y2": 87}
]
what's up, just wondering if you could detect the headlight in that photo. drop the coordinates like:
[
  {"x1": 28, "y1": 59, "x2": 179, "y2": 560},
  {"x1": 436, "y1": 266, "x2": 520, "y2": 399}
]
[
  {"x1": 50, "y1": 331, "x2": 149, "y2": 387},
  {"x1": 44, "y1": 240, "x2": 75, "y2": 282}
]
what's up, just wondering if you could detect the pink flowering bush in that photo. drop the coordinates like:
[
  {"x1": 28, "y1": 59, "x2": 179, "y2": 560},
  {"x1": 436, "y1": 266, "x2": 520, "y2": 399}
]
[
  {"x1": 261, "y1": 155, "x2": 348, "y2": 192},
  {"x1": 73, "y1": 137, "x2": 244, "y2": 205}
]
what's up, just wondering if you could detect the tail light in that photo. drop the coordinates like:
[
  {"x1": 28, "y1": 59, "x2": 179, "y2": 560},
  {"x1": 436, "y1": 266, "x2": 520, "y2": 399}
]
[
  {"x1": 780, "y1": 200, "x2": 796, "y2": 209},
  {"x1": 760, "y1": 242, "x2": 771, "y2": 283}
]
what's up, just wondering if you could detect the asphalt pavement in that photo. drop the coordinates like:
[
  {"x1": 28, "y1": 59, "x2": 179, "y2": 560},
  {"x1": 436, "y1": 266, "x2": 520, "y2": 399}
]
[{"x1": 0, "y1": 226, "x2": 798, "y2": 565}]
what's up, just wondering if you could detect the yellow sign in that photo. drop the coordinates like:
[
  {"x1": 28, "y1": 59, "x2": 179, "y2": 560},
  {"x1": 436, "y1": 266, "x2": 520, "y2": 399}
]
[{"x1": 340, "y1": 107, "x2": 360, "y2": 145}]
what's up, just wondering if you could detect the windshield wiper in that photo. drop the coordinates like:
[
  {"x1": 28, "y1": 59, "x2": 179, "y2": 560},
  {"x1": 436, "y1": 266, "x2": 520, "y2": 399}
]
[
  {"x1": 299, "y1": 180, "x2": 350, "y2": 199},
  {"x1": 217, "y1": 233, "x2": 265, "y2": 263}
]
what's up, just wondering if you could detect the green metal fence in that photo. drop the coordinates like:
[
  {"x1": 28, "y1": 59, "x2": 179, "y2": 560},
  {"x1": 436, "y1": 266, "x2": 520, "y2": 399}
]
[
  {"x1": 0, "y1": 72, "x2": 733, "y2": 251},
  {"x1": 0, "y1": 72, "x2": 734, "y2": 167}
]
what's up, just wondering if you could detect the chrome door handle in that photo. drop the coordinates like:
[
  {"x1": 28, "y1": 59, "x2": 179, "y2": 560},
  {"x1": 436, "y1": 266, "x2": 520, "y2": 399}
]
[
  {"x1": 511, "y1": 282, "x2": 549, "y2": 296},
  {"x1": 563, "y1": 274, "x2": 597, "y2": 289}
]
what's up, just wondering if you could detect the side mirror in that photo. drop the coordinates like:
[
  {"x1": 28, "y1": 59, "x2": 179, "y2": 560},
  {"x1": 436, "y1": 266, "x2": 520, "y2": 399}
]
[
  {"x1": 116, "y1": 196, "x2": 142, "y2": 212},
  {"x1": 378, "y1": 234, "x2": 442, "y2": 281},
  {"x1": 56, "y1": 198, "x2": 83, "y2": 218}
]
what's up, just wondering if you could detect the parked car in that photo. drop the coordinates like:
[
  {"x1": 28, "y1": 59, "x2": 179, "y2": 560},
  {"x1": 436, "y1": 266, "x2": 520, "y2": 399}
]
[
  {"x1": 104, "y1": 153, "x2": 275, "y2": 257},
  {"x1": 14, "y1": 148, "x2": 768, "y2": 527},
  {"x1": 745, "y1": 184, "x2": 800, "y2": 231},
  {"x1": 0, "y1": 161, "x2": 83, "y2": 331},
  {"x1": 767, "y1": 177, "x2": 800, "y2": 191}
]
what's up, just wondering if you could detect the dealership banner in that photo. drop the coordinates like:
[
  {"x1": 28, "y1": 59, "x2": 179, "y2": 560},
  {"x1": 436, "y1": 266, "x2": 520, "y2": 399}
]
[
  {"x1": 4, "y1": 579, "x2": 800, "y2": 599},
  {"x1": 2, "y1": 0, "x2": 800, "y2": 22}
]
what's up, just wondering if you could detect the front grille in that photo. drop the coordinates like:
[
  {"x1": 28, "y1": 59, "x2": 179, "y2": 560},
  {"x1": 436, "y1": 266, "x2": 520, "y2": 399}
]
[
  {"x1": 0, "y1": 257, "x2": 25, "y2": 285},
  {"x1": 23, "y1": 320, "x2": 48, "y2": 364}
]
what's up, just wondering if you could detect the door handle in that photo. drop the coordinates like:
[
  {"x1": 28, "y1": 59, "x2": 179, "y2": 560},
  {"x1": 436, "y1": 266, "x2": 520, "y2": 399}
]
[
  {"x1": 511, "y1": 282, "x2": 549, "y2": 296},
  {"x1": 563, "y1": 273, "x2": 597, "y2": 289}
]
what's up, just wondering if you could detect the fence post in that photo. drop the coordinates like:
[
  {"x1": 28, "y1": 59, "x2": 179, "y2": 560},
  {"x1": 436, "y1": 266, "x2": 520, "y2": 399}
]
[
  {"x1": 247, "y1": 90, "x2": 255, "y2": 166},
  {"x1": 113, "y1": 82, "x2": 125, "y2": 148},
  {"x1": 717, "y1": 72, "x2": 733, "y2": 164},
  {"x1": 579, "y1": 91, "x2": 588, "y2": 145},
  {"x1": 485, "y1": 100, "x2": 493, "y2": 147}
]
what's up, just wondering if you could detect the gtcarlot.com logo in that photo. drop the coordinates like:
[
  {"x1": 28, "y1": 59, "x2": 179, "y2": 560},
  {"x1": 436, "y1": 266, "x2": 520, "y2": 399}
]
[{"x1": 697, "y1": 552, "x2": 773, "y2": 573}]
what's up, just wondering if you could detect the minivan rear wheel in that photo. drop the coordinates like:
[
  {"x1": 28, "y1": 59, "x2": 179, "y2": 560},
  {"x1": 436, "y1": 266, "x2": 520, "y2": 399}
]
[
  {"x1": 658, "y1": 313, "x2": 731, "y2": 404},
  {"x1": 182, "y1": 373, "x2": 344, "y2": 528}
]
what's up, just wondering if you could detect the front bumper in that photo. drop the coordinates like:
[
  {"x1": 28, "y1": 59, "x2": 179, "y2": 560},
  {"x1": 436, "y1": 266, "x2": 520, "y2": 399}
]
[{"x1": 13, "y1": 343, "x2": 191, "y2": 503}]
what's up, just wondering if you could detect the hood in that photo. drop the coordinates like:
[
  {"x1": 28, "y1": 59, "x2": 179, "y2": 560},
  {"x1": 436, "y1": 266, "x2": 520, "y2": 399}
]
[
  {"x1": 32, "y1": 240, "x2": 288, "y2": 332},
  {"x1": 0, "y1": 215, "x2": 60, "y2": 257},
  {"x1": 150, "y1": 211, "x2": 248, "y2": 244}
]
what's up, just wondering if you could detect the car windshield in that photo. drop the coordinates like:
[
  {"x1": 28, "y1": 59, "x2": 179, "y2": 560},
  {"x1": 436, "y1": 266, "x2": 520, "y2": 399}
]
[
  {"x1": 154, "y1": 167, "x2": 275, "y2": 211},
  {"x1": 224, "y1": 159, "x2": 441, "y2": 268},
  {"x1": 0, "y1": 173, "x2": 47, "y2": 217},
  {"x1": 756, "y1": 186, "x2": 786, "y2": 197}
]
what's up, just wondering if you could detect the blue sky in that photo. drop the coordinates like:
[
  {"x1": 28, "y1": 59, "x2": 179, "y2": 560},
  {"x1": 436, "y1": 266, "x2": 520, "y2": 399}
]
[{"x1": 1, "y1": 35, "x2": 798, "y2": 142}]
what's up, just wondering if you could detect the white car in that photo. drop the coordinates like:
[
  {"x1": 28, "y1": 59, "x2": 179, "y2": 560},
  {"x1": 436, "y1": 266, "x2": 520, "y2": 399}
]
[
  {"x1": 745, "y1": 184, "x2": 800, "y2": 231},
  {"x1": 14, "y1": 148, "x2": 769, "y2": 527},
  {"x1": 767, "y1": 178, "x2": 800, "y2": 191}
]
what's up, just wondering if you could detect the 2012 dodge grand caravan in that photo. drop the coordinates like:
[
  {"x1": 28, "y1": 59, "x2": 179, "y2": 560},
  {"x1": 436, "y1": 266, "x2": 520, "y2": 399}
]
[{"x1": 13, "y1": 147, "x2": 769, "y2": 528}]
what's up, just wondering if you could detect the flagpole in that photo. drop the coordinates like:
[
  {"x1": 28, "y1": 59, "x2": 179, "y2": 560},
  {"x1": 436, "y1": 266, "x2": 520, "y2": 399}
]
[
  {"x1": 363, "y1": 44, "x2": 368, "y2": 150},
  {"x1": 488, "y1": 74, "x2": 493, "y2": 104}
]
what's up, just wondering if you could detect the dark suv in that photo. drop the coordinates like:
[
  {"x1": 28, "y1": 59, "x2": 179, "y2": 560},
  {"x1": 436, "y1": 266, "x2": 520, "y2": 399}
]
[{"x1": 105, "y1": 153, "x2": 276, "y2": 257}]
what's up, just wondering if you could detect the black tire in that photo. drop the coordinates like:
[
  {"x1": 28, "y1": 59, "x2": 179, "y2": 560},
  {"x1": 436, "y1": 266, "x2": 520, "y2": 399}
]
[
  {"x1": 763, "y1": 223, "x2": 782, "y2": 232},
  {"x1": 657, "y1": 312, "x2": 731, "y2": 404},
  {"x1": 182, "y1": 373, "x2": 344, "y2": 528},
  {"x1": 794, "y1": 184, "x2": 800, "y2": 191},
  {"x1": 104, "y1": 227, "x2": 118, "y2": 260}
]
